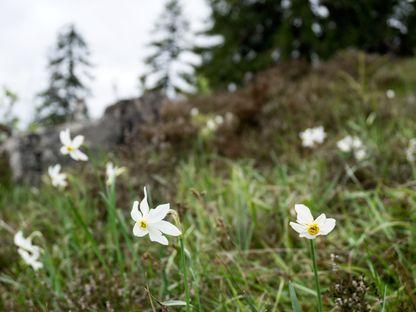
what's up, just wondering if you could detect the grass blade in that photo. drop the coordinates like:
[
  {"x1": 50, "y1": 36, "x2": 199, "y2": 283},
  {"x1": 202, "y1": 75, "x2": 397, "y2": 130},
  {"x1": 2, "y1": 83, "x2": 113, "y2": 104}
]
[{"x1": 289, "y1": 282, "x2": 302, "y2": 312}]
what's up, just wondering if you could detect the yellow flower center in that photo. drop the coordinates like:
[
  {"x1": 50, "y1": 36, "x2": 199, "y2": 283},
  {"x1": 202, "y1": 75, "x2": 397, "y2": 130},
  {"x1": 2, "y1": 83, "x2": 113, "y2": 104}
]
[
  {"x1": 138, "y1": 220, "x2": 148, "y2": 230},
  {"x1": 67, "y1": 145, "x2": 75, "y2": 152},
  {"x1": 307, "y1": 223, "x2": 320, "y2": 236}
]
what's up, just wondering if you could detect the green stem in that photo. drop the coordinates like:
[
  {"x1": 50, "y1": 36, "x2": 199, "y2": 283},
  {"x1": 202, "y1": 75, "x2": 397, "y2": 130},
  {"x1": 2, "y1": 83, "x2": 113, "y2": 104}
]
[
  {"x1": 107, "y1": 183, "x2": 123, "y2": 272},
  {"x1": 180, "y1": 236, "x2": 191, "y2": 311},
  {"x1": 310, "y1": 240, "x2": 323, "y2": 312}
]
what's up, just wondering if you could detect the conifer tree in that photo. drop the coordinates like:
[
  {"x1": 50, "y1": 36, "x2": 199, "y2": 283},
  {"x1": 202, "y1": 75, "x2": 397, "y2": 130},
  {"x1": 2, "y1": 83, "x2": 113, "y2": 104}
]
[
  {"x1": 140, "y1": 0, "x2": 194, "y2": 98},
  {"x1": 0, "y1": 87, "x2": 19, "y2": 142},
  {"x1": 36, "y1": 24, "x2": 92, "y2": 126},
  {"x1": 197, "y1": 0, "x2": 416, "y2": 90}
]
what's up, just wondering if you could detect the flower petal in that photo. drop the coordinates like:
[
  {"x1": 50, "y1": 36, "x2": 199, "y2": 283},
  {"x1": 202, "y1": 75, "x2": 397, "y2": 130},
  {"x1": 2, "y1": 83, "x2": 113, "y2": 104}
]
[
  {"x1": 151, "y1": 221, "x2": 181, "y2": 236},
  {"x1": 133, "y1": 223, "x2": 148, "y2": 237},
  {"x1": 319, "y1": 218, "x2": 336, "y2": 235},
  {"x1": 131, "y1": 201, "x2": 142, "y2": 221},
  {"x1": 295, "y1": 204, "x2": 314, "y2": 224},
  {"x1": 148, "y1": 204, "x2": 170, "y2": 223},
  {"x1": 60, "y1": 129, "x2": 71, "y2": 145},
  {"x1": 315, "y1": 213, "x2": 326, "y2": 228},
  {"x1": 299, "y1": 232, "x2": 316, "y2": 239},
  {"x1": 70, "y1": 150, "x2": 88, "y2": 161},
  {"x1": 60, "y1": 146, "x2": 69, "y2": 155},
  {"x1": 140, "y1": 187, "x2": 150, "y2": 217},
  {"x1": 69, "y1": 151, "x2": 79, "y2": 161},
  {"x1": 289, "y1": 222, "x2": 306, "y2": 234},
  {"x1": 72, "y1": 135, "x2": 84, "y2": 148},
  {"x1": 148, "y1": 227, "x2": 168, "y2": 245}
]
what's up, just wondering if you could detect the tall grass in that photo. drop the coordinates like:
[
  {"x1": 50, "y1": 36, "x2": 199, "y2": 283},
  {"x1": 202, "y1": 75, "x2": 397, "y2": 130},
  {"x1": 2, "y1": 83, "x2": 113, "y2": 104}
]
[{"x1": 1, "y1": 53, "x2": 416, "y2": 310}]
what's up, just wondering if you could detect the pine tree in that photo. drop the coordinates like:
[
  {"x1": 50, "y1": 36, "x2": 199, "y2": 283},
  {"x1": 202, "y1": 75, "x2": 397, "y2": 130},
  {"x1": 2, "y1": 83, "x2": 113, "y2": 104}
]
[
  {"x1": 0, "y1": 87, "x2": 19, "y2": 129},
  {"x1": 140, "y1": 0, "x2": 194, "y2": 98},
  {"x1": 197, "y1": 0, "x2": 416, "y2": 90},
  {"x1": 195, "y1": 0, "x2": 287, "y2": 90},
  {"x1": 36, "y1": 24, "x2": 92, "y2": 126},
  {"x1": 0, "y1": 87, "x2": 19, "y2": 142}
]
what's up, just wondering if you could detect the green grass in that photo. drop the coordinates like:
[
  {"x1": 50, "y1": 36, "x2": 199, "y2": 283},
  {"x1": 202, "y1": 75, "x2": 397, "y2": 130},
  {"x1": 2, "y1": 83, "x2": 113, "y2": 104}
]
[
  {"x1": 1, "y1": 155, "x2": 415, "y2": 310},
  {"x1": 1, "y1": 52, "x2": 416, "y2": 310}
]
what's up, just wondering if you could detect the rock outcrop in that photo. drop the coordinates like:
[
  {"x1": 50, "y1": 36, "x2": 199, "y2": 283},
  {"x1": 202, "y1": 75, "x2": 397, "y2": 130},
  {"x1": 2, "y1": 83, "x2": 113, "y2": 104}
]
[{"x1": 1, "y1": 92, "x2": 167, "y2": 183}]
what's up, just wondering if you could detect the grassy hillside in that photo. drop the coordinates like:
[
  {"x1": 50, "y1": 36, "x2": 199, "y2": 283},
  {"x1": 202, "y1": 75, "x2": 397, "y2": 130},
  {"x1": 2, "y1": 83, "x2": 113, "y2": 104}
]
[{"x1": 1, "y1": 51, "x2": 416, "y2": 311}]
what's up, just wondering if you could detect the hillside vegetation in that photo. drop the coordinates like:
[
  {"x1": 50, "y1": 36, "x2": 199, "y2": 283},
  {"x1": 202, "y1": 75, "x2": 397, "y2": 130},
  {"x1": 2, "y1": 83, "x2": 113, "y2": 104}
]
[{"x1": 1, "y1": 51, "x2": 416, "y2": 311}]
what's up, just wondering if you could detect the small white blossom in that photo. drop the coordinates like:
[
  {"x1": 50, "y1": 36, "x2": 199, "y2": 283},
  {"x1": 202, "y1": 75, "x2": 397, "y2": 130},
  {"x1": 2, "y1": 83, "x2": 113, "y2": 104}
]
[
  {"x1": 204, "y1": 115, "x2": 225, "y2": 133},
  {"x1": 386, "y1": 89, "x2": 395, "y2": 99},
  {"x1": 48, "y1": 164, "x2": 67, "y2": 189},
  {"x1": 289, "y1": 204, "x2": 336, "y2": 239},
  {"x1": 190, "y1": 107, "x2": 199, "y2": 117},
  {"x1": 299, "y1": 126, "x2": 326, "y2": 148},
  {"x1": 225, "y1": 112, "x2": 234, "y2": 122},
  {"x1": 59, "y1": 128, "x2": 88, "y2": 161},
  {"x1": 106, "y1": 162, "x2": 125, "y2": 186},
  {"x1": 14, "y1": 231, "x2": 43, "y2": 271},
  {"x1": 354, "y1": 148, "x2": 367, "y2": 161},
  {"x1": 406, "y1": 139, "x2": 416, "y2": 162},
  {"x1": 131, "y1": 187, "x2": 181, "y2": 245},
  {"x1": 337, "y1": 135, "x2": 367, "y2": 160},
  {"x1": 206, "y1": 119, "x2": 217, "y2": 131},
  {"x1": 214, "y1": 115, "x2": 224, "y2": 125}
]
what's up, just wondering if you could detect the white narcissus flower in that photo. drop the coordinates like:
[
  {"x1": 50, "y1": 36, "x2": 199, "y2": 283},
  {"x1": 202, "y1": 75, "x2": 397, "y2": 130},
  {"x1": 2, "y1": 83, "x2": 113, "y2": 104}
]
[
  {"x1": 131, "y1": 187, "x2": 181, "y2": 245},
  {"x1": 17, "y1": 249, "x2": 43, "y2": 271},
  {"x1": 299, "y1": 126, "x2": 326, "y2": 148},
  {"x1": 106, "y1": 162, "x2": 126, "y2": 185},
  {"x1": 405, "y1": 139, "x2": 416, "y2": 162},
  {"x1": 14, "y1": 231, "x2": 43, "y2": 271},
  {"x1": 337, "y1": 135, "x2": 367, "y2": 160},
  {"x1": 48, "y1": 164, "x2": 68, "y2": 189},
  {"x1": 206, "y1": 119, "x2": 218, "y2": 131},
  {"x1": 190, "y1": 107, "x2": 199, "y2": 117},
  {"x1": 386, "y1": 89, "x2": 395, "y2": 99},
  {"x1": 289, "y1": 204, "x2": 336, "y2": 239},
  {"x1": 59, "y1": 128, "x2": 88, "y2": 161}
]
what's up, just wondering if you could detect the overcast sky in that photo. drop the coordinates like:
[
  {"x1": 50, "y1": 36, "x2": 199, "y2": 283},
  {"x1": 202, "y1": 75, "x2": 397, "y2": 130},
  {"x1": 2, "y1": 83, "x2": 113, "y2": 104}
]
[{"x1": 0, "y1": 0, "x2": 210, "y2": 126}]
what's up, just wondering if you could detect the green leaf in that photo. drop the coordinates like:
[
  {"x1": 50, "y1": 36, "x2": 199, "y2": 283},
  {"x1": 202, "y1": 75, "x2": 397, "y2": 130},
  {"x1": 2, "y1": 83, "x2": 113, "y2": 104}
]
[
  {"x1": 160, "y1": 300, "x2": 187, "y2": 306},
  {"x1": 289, "y1": 282, "x2": 302, "y2": 312}
]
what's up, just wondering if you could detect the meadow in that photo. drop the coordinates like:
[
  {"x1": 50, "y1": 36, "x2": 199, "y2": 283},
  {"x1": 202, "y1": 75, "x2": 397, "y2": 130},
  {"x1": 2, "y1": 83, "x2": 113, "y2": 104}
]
[{"x1": 1, "y1": 51, "x2": 416, "y2": 311}]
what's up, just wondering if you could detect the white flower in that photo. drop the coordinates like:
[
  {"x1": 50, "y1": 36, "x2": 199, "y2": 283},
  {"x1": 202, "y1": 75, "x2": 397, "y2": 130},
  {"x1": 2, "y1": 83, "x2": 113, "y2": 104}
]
[
  {"x1": 354, "y1": 148, "x2": 367, "y2": 161},
  {"x1": 14, "y1": 231, "x2": 43, "y2": 271},
  {"x1": 14, "y1": 231, "x2": 41, "y2": 254},
  {"x1": 386, "y1": 89, "x2": 395, "y2": 99},
  {"x1": 59, "y1": 128, "x2": 88, "y2": 161},
  {"x1": 131, "y1": 187, "x2": 181, "y2": 245},
  {"x1": 337, "y1": 135, "x2": 367, "y2": 160},
  {"x1": 204, "y1": 115, "x2": 225, "y2": 133},
  {"x1": 299, "y1": 126, "x2": 326, "y2": 148},
  {"x1": 106, "y1": 162, "x2": 125, "y2": 186},
  {"x1": 17, "y1": 249, "x2": 43, "y2": 271},
  {"x1": 48, "y1": 164, "x2": 67, "y2": 189},
  {"x1": 190, "y1": 107, "x2": 199, "y2": 117},
  {"x1": 206, "y1": 119, "x2": 217, "y2": 131},
  {"x1": 289, "y1": 204, "x2": 336, "y2": 239},
  {"x1": 406, "y1": 139, "x2": 416, "y2": 162},
  {"x1": 214, "y1": 115, "x2": 224, "y2": 125}
]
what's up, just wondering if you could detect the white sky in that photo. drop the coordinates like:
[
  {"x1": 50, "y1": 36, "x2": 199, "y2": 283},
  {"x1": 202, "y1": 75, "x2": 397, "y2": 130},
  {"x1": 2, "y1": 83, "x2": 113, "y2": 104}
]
[{"x1": 0, "y1": 0, "x2": 210, "y2": 126}]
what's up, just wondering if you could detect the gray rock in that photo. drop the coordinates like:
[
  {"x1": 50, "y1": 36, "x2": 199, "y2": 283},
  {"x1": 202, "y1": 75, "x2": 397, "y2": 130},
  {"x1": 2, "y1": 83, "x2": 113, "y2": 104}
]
[{"x1": 0, "y1": 92, "x2": 167, "y2": 183}]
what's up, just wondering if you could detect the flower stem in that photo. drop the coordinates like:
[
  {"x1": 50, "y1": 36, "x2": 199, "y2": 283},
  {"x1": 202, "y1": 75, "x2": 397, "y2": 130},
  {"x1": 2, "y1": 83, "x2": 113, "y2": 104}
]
[
  {"x1": 310, "y1": 240, "x2": 323, "y2": 312},
  {"x1": 107, "y1": 183, "x2": 123, "y2": 272},
  {"x1": 179, "y1": 236, "x2": 191, "y2": 311}
]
